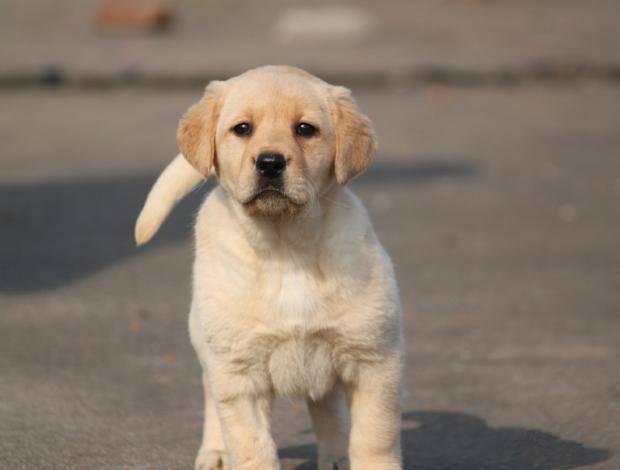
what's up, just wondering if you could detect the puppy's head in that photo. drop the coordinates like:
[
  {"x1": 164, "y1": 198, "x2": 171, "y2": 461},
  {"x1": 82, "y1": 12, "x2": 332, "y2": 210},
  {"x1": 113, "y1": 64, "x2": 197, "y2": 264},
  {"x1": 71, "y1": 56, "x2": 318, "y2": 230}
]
[{"x1": 178, "y1": 66, "x2": 376, "y2": 217}]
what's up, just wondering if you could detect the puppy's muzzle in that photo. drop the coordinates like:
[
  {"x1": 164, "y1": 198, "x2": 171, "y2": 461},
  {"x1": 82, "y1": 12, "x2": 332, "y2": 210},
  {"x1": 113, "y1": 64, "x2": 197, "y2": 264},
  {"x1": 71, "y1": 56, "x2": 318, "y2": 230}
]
[{"x1": 256, "y1": 152, "x2": 286, "y2": 179}]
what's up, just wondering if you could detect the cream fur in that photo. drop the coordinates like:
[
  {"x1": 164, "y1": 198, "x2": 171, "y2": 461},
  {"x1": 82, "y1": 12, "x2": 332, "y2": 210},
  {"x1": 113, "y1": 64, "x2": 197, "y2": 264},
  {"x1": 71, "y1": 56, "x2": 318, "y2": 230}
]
[
  {"x1": 135, "y1": 66, "x2": 403, "y2": 470},
  {"x1": 135, "y1": 153, "x2": 204, "y2": 245}
]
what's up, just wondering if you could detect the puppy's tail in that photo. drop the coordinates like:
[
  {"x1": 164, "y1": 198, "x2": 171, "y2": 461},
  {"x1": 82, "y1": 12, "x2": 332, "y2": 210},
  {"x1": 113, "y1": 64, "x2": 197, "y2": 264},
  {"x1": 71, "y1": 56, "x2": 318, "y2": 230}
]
[{"x1": 135, "y1": 153, "x2": 204, "y2": 246}]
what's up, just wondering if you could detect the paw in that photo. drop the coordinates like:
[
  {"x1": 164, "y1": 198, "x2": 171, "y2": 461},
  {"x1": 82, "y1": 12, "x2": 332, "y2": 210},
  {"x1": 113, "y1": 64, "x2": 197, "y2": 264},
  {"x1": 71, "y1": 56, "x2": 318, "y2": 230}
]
[
  {"x1": 195, "y1": 449, "x2": 230, "y2": 470},
  {"x1": 348, "y1": 457, "x2": 400, "y2": 470}
]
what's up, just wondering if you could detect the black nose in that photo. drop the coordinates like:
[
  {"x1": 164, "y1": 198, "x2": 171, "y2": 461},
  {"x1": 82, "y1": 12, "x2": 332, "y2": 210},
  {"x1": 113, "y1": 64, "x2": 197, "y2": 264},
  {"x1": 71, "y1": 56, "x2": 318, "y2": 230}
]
[{"x1": 256, "y1": 152, "x2": 286, "y2": 178}]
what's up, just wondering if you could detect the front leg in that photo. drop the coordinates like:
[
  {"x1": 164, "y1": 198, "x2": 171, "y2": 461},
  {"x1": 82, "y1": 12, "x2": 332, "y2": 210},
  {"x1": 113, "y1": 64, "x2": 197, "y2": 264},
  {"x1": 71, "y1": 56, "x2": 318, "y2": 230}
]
[
  {"x1": 211, "y1": 380, "x2": 279, "y2": 470},
  {"x1": 195, "y1": 373, "x2": 229, "y2": 470},
  {"x1": 345, "y1": 355, "x2": 402, "y2": 470}
]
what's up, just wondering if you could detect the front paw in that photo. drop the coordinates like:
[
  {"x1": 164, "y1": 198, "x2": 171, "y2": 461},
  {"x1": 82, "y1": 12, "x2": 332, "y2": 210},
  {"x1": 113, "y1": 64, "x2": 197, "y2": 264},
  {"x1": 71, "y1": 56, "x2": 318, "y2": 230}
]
[
  {"x1": 195, "y1": 448, "x2": 230, "y2": 470},
  {"x1": 348, "y1": 458, "x2": 400, "y2": 470}
]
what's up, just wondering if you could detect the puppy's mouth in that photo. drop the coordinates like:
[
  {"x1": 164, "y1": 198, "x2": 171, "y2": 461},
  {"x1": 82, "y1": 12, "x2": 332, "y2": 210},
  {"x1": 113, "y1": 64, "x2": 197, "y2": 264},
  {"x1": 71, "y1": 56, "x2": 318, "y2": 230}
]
[
  {"x1": 244, "y1": 186, "x2": 289, "y2": 204},
  {"x1": 242, "y1": 185, "x2": 305, "y2": 216}
]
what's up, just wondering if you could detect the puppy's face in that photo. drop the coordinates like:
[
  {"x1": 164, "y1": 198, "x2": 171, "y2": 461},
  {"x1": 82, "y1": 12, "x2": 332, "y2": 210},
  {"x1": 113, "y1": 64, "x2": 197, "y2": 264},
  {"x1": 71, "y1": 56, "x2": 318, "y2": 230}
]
[
  {"x1": 215, "y1": 71, "x2": 334, "y2": 216},
  {"x1": 178, "y1": 66, "x2": 376, "y2": 217}
]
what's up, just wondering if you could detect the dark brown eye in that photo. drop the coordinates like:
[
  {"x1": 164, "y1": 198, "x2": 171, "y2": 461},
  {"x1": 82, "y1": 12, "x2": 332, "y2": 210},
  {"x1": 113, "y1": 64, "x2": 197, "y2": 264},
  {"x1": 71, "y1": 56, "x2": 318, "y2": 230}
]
[
  {"x1": 233, "y1": 122, "x2": 252, "y2": 137},
  {"x1": 296, "y1": 122, "x2": 317, "y2": 137}
]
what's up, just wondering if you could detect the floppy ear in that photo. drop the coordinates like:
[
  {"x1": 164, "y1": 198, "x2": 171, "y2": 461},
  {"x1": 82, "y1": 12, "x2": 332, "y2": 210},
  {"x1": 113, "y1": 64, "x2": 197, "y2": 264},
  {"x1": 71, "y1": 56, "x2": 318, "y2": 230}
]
[
  {"x1": 330, "y1": 86, "x2": 378, "y2": 185},
  {"x1": 177, "y1": 81, "x2": 225, "y2": 178}
]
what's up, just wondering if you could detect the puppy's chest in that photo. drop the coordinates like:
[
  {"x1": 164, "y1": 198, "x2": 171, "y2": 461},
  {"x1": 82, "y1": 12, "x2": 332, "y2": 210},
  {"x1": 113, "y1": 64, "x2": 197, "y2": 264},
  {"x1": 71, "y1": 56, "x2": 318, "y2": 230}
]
[
  {"x1": 204, "y1": 251, "x2": 357, "y2": 398},
  {"x1": 258, "y1": 258, "x2": 329, "y2": 322},
  {"x1": 233, "y1": 262, "x2": 343, "y2": 399}
]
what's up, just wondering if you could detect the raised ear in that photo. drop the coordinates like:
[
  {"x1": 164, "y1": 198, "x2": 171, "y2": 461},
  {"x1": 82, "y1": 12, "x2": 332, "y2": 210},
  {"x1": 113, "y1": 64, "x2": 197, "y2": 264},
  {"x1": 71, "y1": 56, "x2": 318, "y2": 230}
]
[
  {"x1": 330, "y1": 86, "x2": 378, "y2": 185},
  {"x1": 177, "y1": 81, "x2": 225, "y2": 178}
]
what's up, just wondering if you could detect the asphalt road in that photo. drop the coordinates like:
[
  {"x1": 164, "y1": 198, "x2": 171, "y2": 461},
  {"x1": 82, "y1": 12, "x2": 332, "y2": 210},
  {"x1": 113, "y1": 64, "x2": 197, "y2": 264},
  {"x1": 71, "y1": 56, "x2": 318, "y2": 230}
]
[{"x1": 1, "y1": 82, "x2": 619, "y2": 469}]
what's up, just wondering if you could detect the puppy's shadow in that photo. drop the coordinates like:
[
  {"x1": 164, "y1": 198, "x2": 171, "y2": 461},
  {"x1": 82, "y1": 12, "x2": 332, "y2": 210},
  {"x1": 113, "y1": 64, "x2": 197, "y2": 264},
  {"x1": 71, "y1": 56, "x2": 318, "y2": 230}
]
[{"x1": 280, "y1": 411, "x2": 611, "y2": 470}]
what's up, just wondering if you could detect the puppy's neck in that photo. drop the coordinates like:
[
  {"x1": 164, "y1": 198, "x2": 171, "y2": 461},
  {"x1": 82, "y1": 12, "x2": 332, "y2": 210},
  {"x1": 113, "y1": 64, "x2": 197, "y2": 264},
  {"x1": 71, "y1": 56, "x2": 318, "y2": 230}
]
[{"x1": 229, "y1": 185, "x2": 344, "y2": 255}]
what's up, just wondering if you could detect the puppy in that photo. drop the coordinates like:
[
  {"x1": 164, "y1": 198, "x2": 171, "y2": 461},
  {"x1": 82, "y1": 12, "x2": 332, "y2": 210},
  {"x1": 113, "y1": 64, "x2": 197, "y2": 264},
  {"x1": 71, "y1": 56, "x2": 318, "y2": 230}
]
[{"x1": 135, "y1": 66, "x2": 403, "y2": 470}]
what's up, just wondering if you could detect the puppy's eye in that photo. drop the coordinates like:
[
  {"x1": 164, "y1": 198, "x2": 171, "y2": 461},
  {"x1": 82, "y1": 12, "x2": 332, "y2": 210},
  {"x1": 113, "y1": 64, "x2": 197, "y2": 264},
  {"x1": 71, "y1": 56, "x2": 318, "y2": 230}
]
[
  {"x1": 233, "y1": 122, "x2": 252, "y2": 137},
  {"x1": 296, "y1": 122, "x2": 317, "y2": 138}
]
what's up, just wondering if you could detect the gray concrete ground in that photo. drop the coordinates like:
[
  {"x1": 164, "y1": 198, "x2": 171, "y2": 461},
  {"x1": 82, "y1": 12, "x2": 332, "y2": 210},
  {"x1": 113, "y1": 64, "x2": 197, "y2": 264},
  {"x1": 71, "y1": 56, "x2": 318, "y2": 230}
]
[
  {"x1": 1, "y1": 83, "x2": 619, "y2": 469},
  {"x1": 1, "y1": 1, "x2": 620, "y2": 469}
]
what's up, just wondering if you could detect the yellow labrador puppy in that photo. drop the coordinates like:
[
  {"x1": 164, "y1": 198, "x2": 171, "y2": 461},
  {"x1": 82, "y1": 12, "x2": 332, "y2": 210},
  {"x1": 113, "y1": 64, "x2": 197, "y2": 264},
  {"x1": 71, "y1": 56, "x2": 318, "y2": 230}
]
[{"x1": 135, "y1": 66, "x2": 403, "y2": 470}]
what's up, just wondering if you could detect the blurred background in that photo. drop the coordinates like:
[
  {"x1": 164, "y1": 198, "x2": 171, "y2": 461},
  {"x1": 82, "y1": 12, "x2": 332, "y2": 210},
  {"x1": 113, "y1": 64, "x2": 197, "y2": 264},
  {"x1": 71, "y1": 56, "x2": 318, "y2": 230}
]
[{"x1": 1, "y1": 1, "x2": 619, "y2": 468}]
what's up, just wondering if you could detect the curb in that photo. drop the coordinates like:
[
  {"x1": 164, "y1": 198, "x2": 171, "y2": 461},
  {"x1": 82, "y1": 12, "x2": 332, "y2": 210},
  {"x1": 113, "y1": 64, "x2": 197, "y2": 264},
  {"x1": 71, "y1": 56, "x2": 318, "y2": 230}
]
[{"x1": 1, "y1": 62, "x2": 619, "y2": 90}]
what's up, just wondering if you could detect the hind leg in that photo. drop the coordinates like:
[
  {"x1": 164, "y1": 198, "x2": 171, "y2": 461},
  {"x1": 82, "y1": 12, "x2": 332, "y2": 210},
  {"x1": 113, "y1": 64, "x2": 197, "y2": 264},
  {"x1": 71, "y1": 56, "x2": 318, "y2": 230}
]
[{"x1": 307, "y1": 384, "x2": 350, "y2": 470}]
